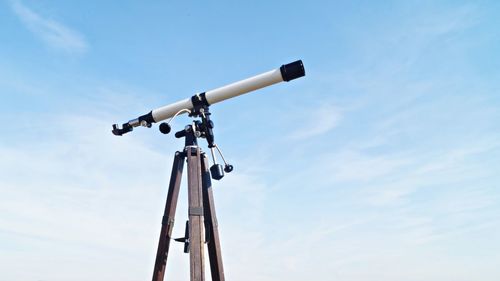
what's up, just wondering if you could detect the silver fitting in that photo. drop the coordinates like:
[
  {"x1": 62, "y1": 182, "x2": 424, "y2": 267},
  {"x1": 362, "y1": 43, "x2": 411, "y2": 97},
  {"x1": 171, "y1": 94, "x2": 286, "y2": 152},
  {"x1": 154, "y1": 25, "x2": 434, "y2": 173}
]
[{"x1": 128, "y1": 118, "x2": 140, "y2": 127}]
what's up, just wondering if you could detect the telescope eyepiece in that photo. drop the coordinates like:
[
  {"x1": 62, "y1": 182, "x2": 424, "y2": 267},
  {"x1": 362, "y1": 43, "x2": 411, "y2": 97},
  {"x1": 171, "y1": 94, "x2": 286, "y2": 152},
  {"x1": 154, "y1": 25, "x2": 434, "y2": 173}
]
[
  {"x1": 112, "y1": 123, "x2": 133, "y2": 136},
  {"x1": 280, "y1": 60, "x2": 305, "y2": 82}
]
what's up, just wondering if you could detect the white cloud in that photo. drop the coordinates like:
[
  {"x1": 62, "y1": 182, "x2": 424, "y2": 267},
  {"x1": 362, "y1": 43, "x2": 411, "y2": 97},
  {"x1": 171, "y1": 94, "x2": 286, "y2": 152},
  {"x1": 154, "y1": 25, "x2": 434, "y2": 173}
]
[
  {"x1": 364, "y1": 137, "x2": 500, "y2": 206},
  {"x1": 0, "y1": 114, "x2": 168, "y2": 280},
  {"x1": 0, "y1": 111, "x2": 273, "y2": 281},
  {"x1": 10, "y1": 0, "x2": 88, "y2": 54},
  {"x1": 288, "y1": 103, "x2": 342, "y2": 140}
]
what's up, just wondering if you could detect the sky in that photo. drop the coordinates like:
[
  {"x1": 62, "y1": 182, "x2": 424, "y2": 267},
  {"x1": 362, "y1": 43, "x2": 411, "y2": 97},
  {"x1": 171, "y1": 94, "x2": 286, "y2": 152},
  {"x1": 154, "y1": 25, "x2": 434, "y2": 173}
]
[{"x1": 1, "y1": 0, "x2": 499, "y2": 280}]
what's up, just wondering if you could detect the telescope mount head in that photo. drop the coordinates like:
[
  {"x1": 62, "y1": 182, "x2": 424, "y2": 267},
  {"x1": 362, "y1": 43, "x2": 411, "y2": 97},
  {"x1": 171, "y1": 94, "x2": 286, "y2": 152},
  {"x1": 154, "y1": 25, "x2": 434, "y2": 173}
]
[{"x1": 161, "y1": 101, "x2": 232, "y2": 181}]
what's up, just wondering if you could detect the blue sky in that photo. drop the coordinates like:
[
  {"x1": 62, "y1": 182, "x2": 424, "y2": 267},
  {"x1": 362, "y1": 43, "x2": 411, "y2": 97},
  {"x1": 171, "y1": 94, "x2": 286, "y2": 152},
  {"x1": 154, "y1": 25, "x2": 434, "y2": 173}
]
[{"x1": 1, "y1": 1, "x2": 500, "y2": 280}]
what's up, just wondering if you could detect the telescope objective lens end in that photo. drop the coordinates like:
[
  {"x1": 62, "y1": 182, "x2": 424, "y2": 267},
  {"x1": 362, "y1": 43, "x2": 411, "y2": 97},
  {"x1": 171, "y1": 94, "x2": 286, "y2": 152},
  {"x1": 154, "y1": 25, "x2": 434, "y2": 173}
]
[{"x1": 280, "y1": 60, "x2": 305, "y2": 82}]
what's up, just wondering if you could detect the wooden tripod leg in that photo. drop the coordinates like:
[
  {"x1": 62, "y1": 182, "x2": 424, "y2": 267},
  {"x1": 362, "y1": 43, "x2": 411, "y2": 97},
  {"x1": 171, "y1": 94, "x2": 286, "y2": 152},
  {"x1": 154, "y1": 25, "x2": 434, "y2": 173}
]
[
  {"x1": 187, "y1": 147, "x2": 205, "y2": 281},
  {"x1": 201, "y1": 154, "x2": 225, "y2": 281},
  {"x1": 152, "y1": 151, "x2": 185, "y2": 281}
]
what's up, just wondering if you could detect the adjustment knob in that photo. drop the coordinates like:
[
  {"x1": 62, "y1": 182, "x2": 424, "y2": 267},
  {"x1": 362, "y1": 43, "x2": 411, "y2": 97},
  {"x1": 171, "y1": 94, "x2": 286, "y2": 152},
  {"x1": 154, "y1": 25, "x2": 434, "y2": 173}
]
[
  {"x1": 224, "y1": 164, "x2": 233, "y2": 173},
  {"x1": 159, "y1": 123, "x2": 171, "y2": 134}
]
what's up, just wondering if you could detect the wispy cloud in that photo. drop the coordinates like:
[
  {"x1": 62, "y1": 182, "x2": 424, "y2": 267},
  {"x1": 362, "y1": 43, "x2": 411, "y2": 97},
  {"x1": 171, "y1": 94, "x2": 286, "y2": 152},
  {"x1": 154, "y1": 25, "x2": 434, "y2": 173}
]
[
  {"x1": 9, "y1": 0, "x2": 88, "y2": 54},
  {"x1": 288, "y1": 103, "x2": 342, "y2": 140},
  {"x1": 0, "y1": 113, "x2": 177, "y2": 280}
]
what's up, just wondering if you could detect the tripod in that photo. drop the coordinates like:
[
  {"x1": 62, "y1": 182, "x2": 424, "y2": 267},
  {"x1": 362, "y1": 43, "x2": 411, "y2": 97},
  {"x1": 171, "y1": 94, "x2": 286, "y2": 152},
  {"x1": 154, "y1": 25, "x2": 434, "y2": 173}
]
[{"x1": 151, "y1": 104, "x2": 230, "y2": 281}]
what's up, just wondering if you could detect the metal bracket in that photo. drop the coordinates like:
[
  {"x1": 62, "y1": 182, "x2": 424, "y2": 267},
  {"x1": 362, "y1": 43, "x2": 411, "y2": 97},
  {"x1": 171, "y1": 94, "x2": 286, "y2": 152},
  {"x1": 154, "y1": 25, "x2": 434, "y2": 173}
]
[{"x1": 189, "y1": 207, "x2": 204, "y2": 216}]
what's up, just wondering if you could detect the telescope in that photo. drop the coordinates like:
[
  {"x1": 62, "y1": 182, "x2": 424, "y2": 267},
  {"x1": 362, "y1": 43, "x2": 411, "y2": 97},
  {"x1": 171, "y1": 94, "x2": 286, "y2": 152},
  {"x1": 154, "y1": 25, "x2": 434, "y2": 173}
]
[
  {"x1": 111, "y1": 60, "x2": 305, "y2": 136},
  {"x1": 111, "y1": 60, "x2": 305, "y2": 281}
]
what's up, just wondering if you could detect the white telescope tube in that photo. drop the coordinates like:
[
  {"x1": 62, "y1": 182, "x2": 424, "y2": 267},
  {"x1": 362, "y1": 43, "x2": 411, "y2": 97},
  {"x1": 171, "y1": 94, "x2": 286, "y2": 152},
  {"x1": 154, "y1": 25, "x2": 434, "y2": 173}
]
[
  {"x1": 112, "y1": 60, "x2": 305, "y2": 135},
  {"x1": 205, "y1": 69, "x2": 283, "y2": 104},
  {"x1": 152, "y1": 69, "x2": 284, "y2": 122}
]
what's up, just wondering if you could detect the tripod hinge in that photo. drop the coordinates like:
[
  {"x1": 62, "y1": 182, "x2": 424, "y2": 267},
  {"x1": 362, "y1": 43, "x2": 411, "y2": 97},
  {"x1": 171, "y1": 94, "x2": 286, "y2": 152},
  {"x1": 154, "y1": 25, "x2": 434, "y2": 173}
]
[{"x1": 186, "y1": 146, "x2": 198, "y2": 154}]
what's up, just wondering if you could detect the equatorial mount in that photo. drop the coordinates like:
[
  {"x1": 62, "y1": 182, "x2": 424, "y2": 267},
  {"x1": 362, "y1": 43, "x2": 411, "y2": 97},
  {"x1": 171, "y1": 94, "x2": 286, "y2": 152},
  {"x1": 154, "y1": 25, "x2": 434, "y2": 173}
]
[{"x1": 158, "y1": 101, "x2": 233, "y2": 181}]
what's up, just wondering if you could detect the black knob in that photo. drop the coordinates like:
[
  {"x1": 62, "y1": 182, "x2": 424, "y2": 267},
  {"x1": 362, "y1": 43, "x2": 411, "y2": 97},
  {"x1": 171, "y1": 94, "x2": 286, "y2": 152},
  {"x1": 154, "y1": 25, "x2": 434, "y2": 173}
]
[
  {"x1": 224, "y1": 164, "x2": 233, "y2": 173},
  {"x1": 159, "y1": 123, "x2": 171, "y2": 134},
  {"x1": 208, "y1": 120, "x2": 214, "y2": 129}
]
